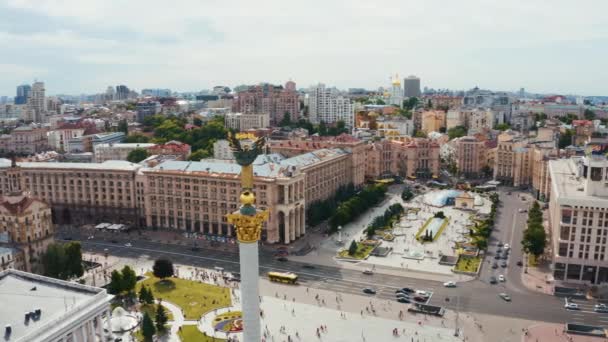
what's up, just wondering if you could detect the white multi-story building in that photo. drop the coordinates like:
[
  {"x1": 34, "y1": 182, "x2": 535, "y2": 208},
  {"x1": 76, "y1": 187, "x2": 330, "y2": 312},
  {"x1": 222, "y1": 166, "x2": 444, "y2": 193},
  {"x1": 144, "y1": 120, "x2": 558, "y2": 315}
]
[
  {"x1": 47, "y1": 128, "x2": 85, "y2": 152},
  {"x1": 224, "y1": 113, "x2": 269, "y2": 131},
  {"x1": 94, "y1": 143, "x2": 156, "y2": 162},
  {"x1": 548, "y1": 154, "x2": 608, "y2": 285},
  {"x1": 0, "y1": 269, "x2": 112, "y2": 342},
  {"x1": 213, "y1": 139, "x2": 235, "y2": 160},
  {"x1": 308, "y1": 84, "x2": 355, "y2": 128},
  {"x1": 27, "y1": 82, "x2": 46, "y2": 123}
]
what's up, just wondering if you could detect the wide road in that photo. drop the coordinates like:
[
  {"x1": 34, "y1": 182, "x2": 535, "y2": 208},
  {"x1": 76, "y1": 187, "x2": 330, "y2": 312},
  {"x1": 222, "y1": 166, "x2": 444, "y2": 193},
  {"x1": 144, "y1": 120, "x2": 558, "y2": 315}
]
[{"x1": 68, "y1": 230, "x2": 607, "y2": 328}]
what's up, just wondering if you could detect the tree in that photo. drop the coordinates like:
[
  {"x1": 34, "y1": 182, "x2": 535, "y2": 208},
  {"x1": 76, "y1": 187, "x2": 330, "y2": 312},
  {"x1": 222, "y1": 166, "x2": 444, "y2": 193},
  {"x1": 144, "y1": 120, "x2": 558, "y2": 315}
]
[
  {"x1": 434, "y1": 211, "x2": 445, "y2": 219},
  {"x1": 448, "y1": 126, "x2": 467, "y2": 140},
  {"x1": 141, "y1": 312, "x2": 156, "y2": 342},
  {"x1": 108, "y1": 270, "x2": 123, "y2": 295},
  {"x1": 127, "y1": 148, "x2": 149, "y2": 163},
  {"x1": 117, "y1": 119, "x2": 129, "y2": 135},
  {"x1": 121, "y1": 265, "x2": 138, "y2": 294},
  {"x1": 318, "y1": 121, "x2": 328, "y2": 136},
  {"x1": 558, "y1": 129, "x2": 574, "y2": 149},
  {"x1": 155, "y1": 303, "x2": 168, "y2": 332},
  {"x1": 64, "y1": 242, "x2": 84, "y2": 278},
  {"x1": 414, "y1": 130, "x2": 427, "y2": 138},
  {"x1": 188, "y1": 149, "x2": 211, "y2": 161},
  {"x1": 139, "y1": 286, "x2": 149, "y2": 303},
  {"x1": 401, "y1": 188, "x2": 414, "y2": 201},
  {"x1": 521, "y1": 201, "x2": 547, "y2": 258},
  {"x1": 42, "y1": 243, "x2": 67, "y2": 279},
  {"x1": 193, "y1": 117, "x2": 203, "y2": 126},
  {"x1": 495, "y1": 123, "x2": 511, "y2": 131},
  {"x1": 584, "y1": 109, "x2": 596, "y2": 120},
  {"x1": 473, "y1": 237, "x2": 488, "y2": 250},
  {"x1": 153, "y1": 259, "x2": 174, "y2": 280},
  {"x1": 279, "y1": 112, "x2": 292, "y2": 127},
  {"x1": 348, "y1": 240, "x2": 358, "y2": 256},
  {"x1": 124, "y1": 134, "x2": 151, "y2": 143}
]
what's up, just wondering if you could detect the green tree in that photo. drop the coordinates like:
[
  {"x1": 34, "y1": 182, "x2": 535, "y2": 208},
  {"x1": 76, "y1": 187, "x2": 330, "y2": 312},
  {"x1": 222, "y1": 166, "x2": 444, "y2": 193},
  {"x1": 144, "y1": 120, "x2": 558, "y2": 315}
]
[
  {"x1": 414, "y1": 130, "x2": 427, "y2": 138},
  {"x1": 138, "y1": 286, "x2": 149, "y2": 303},
  {"x1": 64, "y1": 242, "x2": 84, "y2": 278},
  {"x1": 584, "y1": 109, "x2": 596, "y2": 120},
  {"x1": 403, "y1": 97, "x2": 419, "y2": 110},
  {"x1": 187, "y1": 149, "x2": 211, "y2": 161},
  {"x1": 521, "y1": 201, "x2": 547, "y2": 258},
  {"x1": 401, "y1": 188, "x2": 414, "y2": 201},
  {"x1": 193, "y1": 117, "x2": 203, "y2": 126},
  {"x1": 153, "y1": 259, "x2": 174, "y2": 280},
  {"x1": 141, "y1": 312, "x2": 156, "y2": 342},
  {"x1": 124, "y1": 134, "x2": 150, "y2": 143},
  {"x1": 495, "y1": 123, "x2": 511, "y2": 131},
  {"x1": 473, "y1": 237, "x2": 488, "y2": 250},
  {"x1": 127, "y1": 148, "x2": 149, "y2": 163},
  {"x1": 42, "y1": 243, "x2": 67, "y2": 279},
  {"x1": 120, "y1": 265, "x2": 138, "y2": 293},
  {"x1": 318, "y1": 121, "x2": 328, "y2": 136},
  {"x1": 434, "y1": 211, "x2": 445, "y2": 219},
  {"x1": 348, "y1": 240, "x2": 358, "y2": 256},
  {"x1": 155, "y1": 303, "x2": 168, "y2": 332},
  {"x1": 279, "y1": 112, "x2": 292, "y2": 127},
  {"x1": 108, "y1": 270, "x2": 123, "y2": 295},
  {"x1": 117, "y1": 119, "x2": 129, "y2": 135},
  {"x1": 448, "y1": 126, "x2": 467, "y2": 140},
  {"x1": 375, "y1": 98, "x2": 386, "y2": 105},
  {"x1": 558, "y1": 129, "x2": 574, "y2": 149}
]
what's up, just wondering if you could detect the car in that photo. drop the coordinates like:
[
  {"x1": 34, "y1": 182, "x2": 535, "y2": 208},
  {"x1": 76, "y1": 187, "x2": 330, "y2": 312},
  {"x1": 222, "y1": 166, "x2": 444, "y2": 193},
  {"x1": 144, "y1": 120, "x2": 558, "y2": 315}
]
[
  {"x1": 497, "y1": 242, "x2": 504, "y2": 247},
  {"x1": 565, "y1": 302, "x2": 580, "y2": 310},
  {"x1": 302, "y1": 264, "x2": 316, "y2": 269},
  {"x1": 415, "y1": 290, "x2": 431, "y2": 297},
  {"x1": 363, "y1": 288, "x2": 376, "y2": 295},
  {"x1": 276, "y1": 257, "x2": 288, "y2": 262},
  {"x1": 110, "y1": 239, "x2": 118, "y2": 243},
  {"x1": 397, "y1": 297, "x2": 411, "y2": 303},
  {"x1": 499, "y1": 293, "x2": 511, "y2": 301},
  {"x1": 501, "y1": 254, "x2": 509, "y2": 260},
  {"x1": 274, "y1": 251, "x2": 288, "y2": 257},
  {"x1": 399, "y1": 287, "x2": 415, "y2": 293},
  {"x1": 396, "y1": 294, "x2": 411, "y2": 300},
  {"x1": 64, "y1": 236, "x2": 73, "y2": 240},
  {"x1": 504, "y1": 243, "x2": 510, "y2": 249},
  {"x1": 87, "y1": 235, "x2": 94, "y2": 240},
  {"x1": 518, "y1": 208, "x2": 527, "y2": 213},
  {"x1": 494, "y1": 254, "x2": 501, "y2": 259},
  {"x1": 501, "y1": 261, "x2": 508, "y2": 268},
  {"x1": 516, "y1": 261, "x2": 523, "y2": 266},
  {"x1": 489, "y1": 276, "x2": 498, "y2": 284},
  {"x1": 124, "y1": 243, "x2": 132, "y2": 247},
  {"x1": 492, "y1": 263, "x2": 499, "y2": 269},
  {"x1": 443, "y1": 281, "x2": 457, "y2": 288},
  {"x1": 594, "y1": 304, "x2": 608, "y2": 313},
  {"x1": 413, "y1": 296, "x2": 427, "y2": 302},
  {"x1": 363, "y1": 270, "x2": 374, "y2": 275},
  {"x1": 498, "y1": 275, "x2": 505, "y2": 282}
]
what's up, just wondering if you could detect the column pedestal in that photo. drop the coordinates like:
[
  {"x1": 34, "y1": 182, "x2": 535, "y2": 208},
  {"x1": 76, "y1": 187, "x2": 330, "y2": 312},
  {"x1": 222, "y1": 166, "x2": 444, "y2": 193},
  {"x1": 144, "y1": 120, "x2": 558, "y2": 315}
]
[{"x1": 239, "y1": 241, "x2": 261, "y2": 342}]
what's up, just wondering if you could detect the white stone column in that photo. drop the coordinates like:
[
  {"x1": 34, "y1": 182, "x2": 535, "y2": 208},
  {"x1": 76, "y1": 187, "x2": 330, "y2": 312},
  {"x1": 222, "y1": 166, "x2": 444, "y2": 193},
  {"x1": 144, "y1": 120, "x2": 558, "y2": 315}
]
[
  {"x1": 300, "y1": 206, "x2": 306, "y2": 236},
  {"x1": 284, "y1": 214, "x2": 290, "y2": 244},
  {"x1": 289, "y1": 212, "x2": 296, "y2": 241},
  {"x1": 239, "y1": 241, "x2": 261, "y2": 342}
]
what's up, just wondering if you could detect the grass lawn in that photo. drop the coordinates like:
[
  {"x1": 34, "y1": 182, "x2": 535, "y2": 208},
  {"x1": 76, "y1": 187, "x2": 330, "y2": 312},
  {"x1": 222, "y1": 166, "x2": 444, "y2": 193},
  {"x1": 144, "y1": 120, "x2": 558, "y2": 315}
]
[
  {"x1": 137, "y1": 273, "x2": 231, "y2": 320},
  {"x1": 454, "y1": 255, "x2": 482, "y2": 273},
  {"x1": 139, "y1": 303, "x2": 174, "y2": 321},
  {"x1": 178, "y1": 325, "x2": 226, "y2": 342},
  {"x1": 337, "y1": 243, "x2": 375, "y2": 259},
  {"x1": 133, "y1": 327, "x2": 169, "y2": 342}
]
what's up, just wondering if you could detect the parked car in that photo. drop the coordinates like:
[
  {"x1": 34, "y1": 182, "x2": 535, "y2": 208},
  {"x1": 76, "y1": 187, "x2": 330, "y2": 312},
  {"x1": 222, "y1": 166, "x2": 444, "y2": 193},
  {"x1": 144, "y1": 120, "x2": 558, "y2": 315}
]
[
  {"x1": 492, "y1": 263, "x2": 499, "y2": 269},
  {"x1": 413, "y1": 296, "x2": 427, "y2": 302},
  {"x1": 124, "y1": 243, "x2": 132, "y2": 247},
  {"x1": 497, "y1": 242, "x2": 504, "y2": 247},
  {"x1": 397, "y1": 297, "x2": 411, "y2": 303},
  {"x1": 110, "y1": 239, "x2": 118, "y2": 243},
  {"x1": 399, "y1": 287, "x2": 415, "y2": 293},
  {"x1": 415, "y1": 290, "x2": 431, "y2": 297},
  {"x1": 443, "y1": 281, "x2": 457, "y2": 288},
  {"x1": 501, "y1": 261, "x2": 508, "y2": 268},
  {"x1": 489, "y1": 276, "x2": 498, "y2": 284},
  {"x1": 498, "y1": 275, "x2": 505, "y2": 282},
  {"x1": 363, "y1": 288, "x2": 377, "y2": 295},
  {"x1": 504, "y1": 243, "x2": 510, "y2": 249},
  {"x1": 499, "y1": 293, "x2": 511, "y2": 301},
  {"x1": 363, "y1": 269, "x2": 374, "y2": 275},
  {"x1": 494, "y1": 254, "x2": 501, "y2": 260},
  {"x1": 302, "y1": 264, "x2": 316, "y2": 269},
  {"x1": 516, "y1": 261, "x2": 523, "y2": 266},
  {"x1": 276, "y1": 257, "x2": 288, "y2": 262},
  {"x1": 518, "y1": 208, "x2": 527, "y2": 213},
  {"x1": 594, "y1": 304, "x2": 608, "y2": 313}
]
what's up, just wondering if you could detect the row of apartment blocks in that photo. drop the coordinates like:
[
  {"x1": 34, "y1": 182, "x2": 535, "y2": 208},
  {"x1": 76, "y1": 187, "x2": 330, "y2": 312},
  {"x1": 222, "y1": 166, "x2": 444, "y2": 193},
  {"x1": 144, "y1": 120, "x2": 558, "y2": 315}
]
[{"x1": 0, "y1": 135, "x2": 440, "y2": 244}]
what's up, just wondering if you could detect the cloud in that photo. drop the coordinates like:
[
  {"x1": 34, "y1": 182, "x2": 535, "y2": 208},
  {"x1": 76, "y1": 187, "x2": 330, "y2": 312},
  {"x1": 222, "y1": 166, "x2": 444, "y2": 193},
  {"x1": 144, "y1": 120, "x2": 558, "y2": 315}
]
[{"x1": 1, "y1": 0, "x2": 608, "y2": 95}]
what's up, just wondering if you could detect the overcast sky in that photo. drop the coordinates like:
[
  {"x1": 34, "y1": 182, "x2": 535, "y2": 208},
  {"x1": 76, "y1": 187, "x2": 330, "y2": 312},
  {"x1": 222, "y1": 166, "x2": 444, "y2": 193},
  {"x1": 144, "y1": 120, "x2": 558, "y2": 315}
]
[{"x1": 1, "y1": 0, "x2": 607, "y2": 96}]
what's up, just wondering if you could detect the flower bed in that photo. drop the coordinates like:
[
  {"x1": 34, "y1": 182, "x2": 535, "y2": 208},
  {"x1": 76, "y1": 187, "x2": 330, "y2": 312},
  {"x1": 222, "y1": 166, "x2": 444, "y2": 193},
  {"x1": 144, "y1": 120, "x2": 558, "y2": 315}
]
[
  {"x1": 337, "y1": 242, "x2": 376, "y2": 259},
  {"x1": 453, "y1": 255, "x2": 482, "y2": 274},
  {"x1": 213, "y1": 311, "x2": 243, "y2": 332}
]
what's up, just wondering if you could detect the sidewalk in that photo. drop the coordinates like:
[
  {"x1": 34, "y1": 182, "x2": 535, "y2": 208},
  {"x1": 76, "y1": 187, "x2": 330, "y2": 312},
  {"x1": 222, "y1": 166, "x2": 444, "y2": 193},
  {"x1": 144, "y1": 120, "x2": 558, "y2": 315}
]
[{"x1": 522, "y1": 323, "x2": 606, "y2": 342}]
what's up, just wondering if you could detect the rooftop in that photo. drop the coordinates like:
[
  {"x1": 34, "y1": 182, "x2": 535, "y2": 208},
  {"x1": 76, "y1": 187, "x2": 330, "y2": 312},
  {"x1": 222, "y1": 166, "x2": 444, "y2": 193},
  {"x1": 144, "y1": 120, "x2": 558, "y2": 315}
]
[
  {"x1": 0, "y1": 269, "x2": 110, "y2": 342},
  {"x1": 95, "y1": 143, "x2": 156, "y2": 149},
  {"x1": 0, "y1": 159, "x2": 142, "y2": 172},
  {"x1": 549, "y1": 157, "x2": 608, "y2": 204}
]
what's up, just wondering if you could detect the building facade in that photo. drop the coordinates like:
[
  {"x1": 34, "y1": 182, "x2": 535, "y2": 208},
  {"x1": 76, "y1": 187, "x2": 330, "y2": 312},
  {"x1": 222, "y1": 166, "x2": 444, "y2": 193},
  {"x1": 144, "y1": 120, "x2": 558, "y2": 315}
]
[
  {"x1": 308, "y1": 84, "x2": 355, "y2": 128},
  {"x1": 224, "y1": 113, "x2": 270, "y2": 131},
  {"x1": 453, "y1": 136, "x2": 487, "y2": 178},
  {"x1": 232, "y1": 82, "x2": 299, "y2": 125},
  {"x1": 0, "y1": 126, "x2": 50, "y2": 155},
  {"x1": 421, "y1": 110, "x2": 446, "y2": 133},
  {"x1": 403, "y1": 76, "x2": 421, "y2": 98},
  {"x1": 94, "y1": 143, "x2": 156, "y2": 162}
]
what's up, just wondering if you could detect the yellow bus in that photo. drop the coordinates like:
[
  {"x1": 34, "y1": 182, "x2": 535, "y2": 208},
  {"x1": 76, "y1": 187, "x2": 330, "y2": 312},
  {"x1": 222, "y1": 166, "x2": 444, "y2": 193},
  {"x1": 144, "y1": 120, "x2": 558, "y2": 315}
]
[{"x1": 267, "y1": 271, "x2": 298, "y2": 284}]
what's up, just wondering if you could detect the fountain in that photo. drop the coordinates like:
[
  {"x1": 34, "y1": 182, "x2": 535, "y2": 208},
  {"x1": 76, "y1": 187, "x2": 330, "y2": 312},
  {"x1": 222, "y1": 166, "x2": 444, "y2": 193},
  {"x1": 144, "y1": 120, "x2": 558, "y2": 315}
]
[{"x1": 109, "y1": 307, "x2": 139, "y2": 333}]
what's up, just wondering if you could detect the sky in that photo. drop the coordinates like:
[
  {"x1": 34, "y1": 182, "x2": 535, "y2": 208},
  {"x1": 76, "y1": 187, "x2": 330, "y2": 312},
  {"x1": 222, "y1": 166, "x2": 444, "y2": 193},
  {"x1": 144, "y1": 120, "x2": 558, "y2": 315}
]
[{"x1": 1, "y1": 0, "x2": 607, "y2": 96}]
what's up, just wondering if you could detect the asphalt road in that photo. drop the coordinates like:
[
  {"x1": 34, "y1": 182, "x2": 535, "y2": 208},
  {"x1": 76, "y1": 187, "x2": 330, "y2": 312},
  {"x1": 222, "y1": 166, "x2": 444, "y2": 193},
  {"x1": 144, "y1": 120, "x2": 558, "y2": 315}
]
[{"x1": 58, "y1": 188, "x2": 606, "y2": 327}]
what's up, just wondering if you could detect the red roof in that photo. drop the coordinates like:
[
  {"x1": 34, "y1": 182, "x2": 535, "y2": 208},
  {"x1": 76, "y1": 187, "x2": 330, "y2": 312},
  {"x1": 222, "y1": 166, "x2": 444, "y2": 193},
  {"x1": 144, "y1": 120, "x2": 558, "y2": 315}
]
[{"x1": 0, "y1": 196, "x2": 44, "y2": 215}]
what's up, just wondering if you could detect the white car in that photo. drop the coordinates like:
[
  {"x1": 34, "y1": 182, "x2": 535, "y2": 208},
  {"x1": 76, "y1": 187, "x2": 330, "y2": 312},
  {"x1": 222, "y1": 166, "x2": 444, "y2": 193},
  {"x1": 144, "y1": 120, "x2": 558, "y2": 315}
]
[
  {"x1": 124, "y1": 243, "x2": 132, "y2": 247},
  {"x1": 498, "y1": 275, "x2": 505, "y2": 282},
  {"x1": 443, "y1": 281, "x2": 457, "y2": 288},
  {"x1": 565, "y1": 302, "x2": 580, "y2": 310},
  {"x1": 595, "y1": 304, "x2": 608, "y2": 313},
  {"x1": 415, "y1": 290, "x2": 431, "y2": 297},
  {"x1": 504, "y1": 244, "x2": 510, "y2": 250}
]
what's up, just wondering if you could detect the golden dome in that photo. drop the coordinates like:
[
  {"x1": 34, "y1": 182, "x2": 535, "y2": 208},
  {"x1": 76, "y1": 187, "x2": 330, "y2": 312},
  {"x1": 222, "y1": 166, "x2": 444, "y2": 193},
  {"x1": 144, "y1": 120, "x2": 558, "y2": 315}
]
[{"x1": 240, "y1": 191, "x2": 255, "y2": 205}]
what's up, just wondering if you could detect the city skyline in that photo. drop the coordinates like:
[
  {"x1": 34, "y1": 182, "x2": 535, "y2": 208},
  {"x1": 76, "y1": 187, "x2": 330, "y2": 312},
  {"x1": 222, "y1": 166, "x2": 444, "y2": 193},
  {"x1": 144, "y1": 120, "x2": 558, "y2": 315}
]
[{"x1": 1, "y1": 0, "x2": 607, "y2": 96}]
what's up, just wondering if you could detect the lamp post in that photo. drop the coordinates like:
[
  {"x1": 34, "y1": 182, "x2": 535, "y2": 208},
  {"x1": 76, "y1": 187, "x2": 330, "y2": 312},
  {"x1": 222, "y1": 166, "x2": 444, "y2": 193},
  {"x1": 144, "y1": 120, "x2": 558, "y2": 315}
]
[
  {"x1": 226, "y1": 133, "x2": 269, "y2": 342},
  {"x1": 337, "y1": 225, "x2": 342, "y2": 244}
]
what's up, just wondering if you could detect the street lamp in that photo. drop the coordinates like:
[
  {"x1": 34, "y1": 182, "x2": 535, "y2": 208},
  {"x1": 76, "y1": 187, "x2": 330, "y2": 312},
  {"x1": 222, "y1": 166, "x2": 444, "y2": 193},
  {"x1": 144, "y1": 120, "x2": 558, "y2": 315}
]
[{"x1": 337, "y1": 225, "x2": 342, "y2": 244}]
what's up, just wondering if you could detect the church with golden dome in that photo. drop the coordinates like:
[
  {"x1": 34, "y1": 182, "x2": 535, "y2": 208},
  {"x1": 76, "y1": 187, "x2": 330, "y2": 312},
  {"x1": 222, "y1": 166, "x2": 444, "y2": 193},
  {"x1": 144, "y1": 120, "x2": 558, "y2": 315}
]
[{"x1": 388, "y1": 73, "x2": 404, "y2": 107}]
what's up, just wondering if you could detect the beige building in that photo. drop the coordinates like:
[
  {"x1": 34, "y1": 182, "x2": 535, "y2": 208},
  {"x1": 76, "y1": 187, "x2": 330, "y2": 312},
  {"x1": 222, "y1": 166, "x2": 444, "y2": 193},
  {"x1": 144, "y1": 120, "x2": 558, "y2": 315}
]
[
  {"x1": 548, "y1": 155, "x2": 608, "y2": 285},
  {"x1": 0, "y1": 192, "x2": 54, "y2": 273},
  {"x1": 224, "y1": 113, "x2": 270, "y2": 131},
  {"x1": 142, "y1": 159, "x2": 305, "y2": 244},
  {"x1": 446, "y1": 108, "x2": 495, "y2": 131},
  {"x1": 0, "y1": 126, "x2": 49, "y2": 155},
  {"x1": 94, "y1": 143, "x2": 156, "y2": 162},
  {"x1": 421, "y1": 110, "x2": 446, "y2": 133},
  {"x1": 452, "y1": 136, "x2": 487, "y2": 178},
  {"x1": 47, "y1": 127, "x2": 85, "y2": 152},
  {"x1": 365, "y1": 138, "x2": 440, "y2": 180}
]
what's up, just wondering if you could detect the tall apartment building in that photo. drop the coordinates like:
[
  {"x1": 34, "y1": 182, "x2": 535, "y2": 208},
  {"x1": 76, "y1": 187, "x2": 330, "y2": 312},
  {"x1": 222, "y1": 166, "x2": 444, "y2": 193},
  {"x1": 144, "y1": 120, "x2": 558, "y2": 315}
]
[
  {"x1": 115, "y1": 85, "x2": 130, "y2": 100},
  {"x1": 452, "y1": 136, "x2": 487, "y2": 178},
  {"x1": 0, "y1": 192, "x2": 54, "y2": 273},
  {"x1": 15, "y1": 84, "x2": 31, "y2": 105},
  {"x1": 232, "y1": 82, "x2": 299, "y2": 125},
  {"x1": 27, "y1": 82, "x2": 46, "y2": 123},
  {"x1": 224, "y1": 113, "x2": 270, "y2": 131},
  {"x1": 308, "y1": 84, "x2": 355, "y2": 128},
  {"x1": 403, "y1": 75, "x2": 421, "y2": 98},
  {"x1": 213, "y1": 140, "x2": 235, "y2": 160},
  {"x1": 0, "y1": 269, "x2": 111, "y2": 342},
  {"x1": 136, "y1": 101, "x2": 161, "y2": 123},
  {"x1": 548, "y1": 154, "x2": 608, "y2": 285}
]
